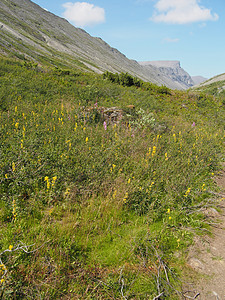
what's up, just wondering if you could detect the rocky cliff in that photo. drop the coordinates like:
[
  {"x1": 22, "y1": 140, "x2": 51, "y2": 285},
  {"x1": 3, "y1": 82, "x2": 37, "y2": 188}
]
[{"x1": 139, "y1": 61, "x2": 194, "y2": 89}]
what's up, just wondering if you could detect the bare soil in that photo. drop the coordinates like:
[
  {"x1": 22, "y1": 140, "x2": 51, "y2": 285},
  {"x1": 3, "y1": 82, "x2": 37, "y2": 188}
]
[{"x1": 185, "y1": 166, "x2": 225, "y2": 299}]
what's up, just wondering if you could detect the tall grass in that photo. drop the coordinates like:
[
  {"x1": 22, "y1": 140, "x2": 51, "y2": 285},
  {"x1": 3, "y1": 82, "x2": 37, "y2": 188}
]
[{"x1": 0, "y1": 57, "x2": 224, "y2": 299}]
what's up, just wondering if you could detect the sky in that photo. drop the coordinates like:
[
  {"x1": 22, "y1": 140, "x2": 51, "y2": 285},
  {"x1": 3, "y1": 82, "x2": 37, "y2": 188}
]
[{"x1": 31, "y1": 0, "x2": 225, "y2": 78}]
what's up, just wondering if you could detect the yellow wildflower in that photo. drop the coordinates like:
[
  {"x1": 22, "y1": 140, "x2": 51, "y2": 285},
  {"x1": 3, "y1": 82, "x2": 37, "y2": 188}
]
[
  {"x1": 184, "y1": 188, "x2": 191, "y2": 198},
  {"x1": 52, "y1": 176, "x2": 57, "y2": 187},
  {"x1": 123, "y1": 192, "x2": 128, "y2": 203},
  {"x1": 149, "y1": 182, "x2": 154, "y2": 191},
  {"x1": 9, "y1": 245, "x2": 13, "y2": 251},
  {"x1": 65, "y1": 188, "x2": 70, "y2": 196},
  {"x1": 147, "y1": 147, "x2": 151, "y2": 156},
  {"x1": 152, "y1": 146, "x2": 156, "y2": 158}
]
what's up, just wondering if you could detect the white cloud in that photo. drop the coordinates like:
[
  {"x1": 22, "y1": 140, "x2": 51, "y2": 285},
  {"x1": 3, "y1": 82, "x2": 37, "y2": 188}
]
[
  {"x1": 62, "y1": 2, "x2": 105, "y2": 27},
  {"x1": 163, "y1": 37, "x2": 179, "y2": 43},
  {"x1": 151, "y1": 0, "x2": 219, "y2": 24}
]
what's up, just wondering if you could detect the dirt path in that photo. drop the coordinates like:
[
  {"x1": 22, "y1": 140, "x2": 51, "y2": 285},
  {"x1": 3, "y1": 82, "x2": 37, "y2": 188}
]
[{"x1": 186, "y1": 166, "x2": 225, "y2": 299}]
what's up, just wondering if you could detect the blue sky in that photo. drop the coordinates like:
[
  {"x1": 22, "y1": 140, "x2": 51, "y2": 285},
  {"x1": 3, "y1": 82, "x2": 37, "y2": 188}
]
[{"x1": 32, "y1": 0, "x2": 225, "y2": 78}]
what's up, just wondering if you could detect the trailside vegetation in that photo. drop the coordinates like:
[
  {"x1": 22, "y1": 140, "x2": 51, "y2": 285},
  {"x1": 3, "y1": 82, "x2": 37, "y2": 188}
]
[
  {"x1": 103, "y1": 70, "x2": 171, "y2": 94},
  {"x1": 0, "y1": 57, "x2": 225, "y2": 299}
]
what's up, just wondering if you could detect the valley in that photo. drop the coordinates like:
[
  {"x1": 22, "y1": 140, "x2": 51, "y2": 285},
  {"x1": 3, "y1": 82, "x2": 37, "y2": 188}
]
[{"x1": 0, "y1": 0, "x2": 225, "y2": 299}]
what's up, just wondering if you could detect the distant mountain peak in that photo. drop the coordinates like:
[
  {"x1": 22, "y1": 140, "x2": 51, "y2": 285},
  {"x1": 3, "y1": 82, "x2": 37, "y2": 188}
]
[
  {"x1": 139, "y1": 60, "x2": 194, "y2": 89},
  {"x1": 191, "y1": 76, "x2": 208, "y2": 86},
  {"x1": 140, "y1": 61, "x2": 181, "y2": 69}
]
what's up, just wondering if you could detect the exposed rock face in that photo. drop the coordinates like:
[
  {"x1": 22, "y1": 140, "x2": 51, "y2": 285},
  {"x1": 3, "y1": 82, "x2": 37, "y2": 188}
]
[
  {"x1": 141, "y1": 61, "x2": 180, "y2": 69},
  {"x1": 139, "y1": 61, "x2": 194, "y2": 89}
]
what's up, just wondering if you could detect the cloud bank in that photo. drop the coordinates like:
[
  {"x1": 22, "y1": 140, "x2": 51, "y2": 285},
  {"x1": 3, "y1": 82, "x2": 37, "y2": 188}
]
[
  {"x1": 62, "y1": 2, "x2": 105, "y2": 27},
  {"x1": 151, "y1": 0, "x2": 219, "y2": 24}
]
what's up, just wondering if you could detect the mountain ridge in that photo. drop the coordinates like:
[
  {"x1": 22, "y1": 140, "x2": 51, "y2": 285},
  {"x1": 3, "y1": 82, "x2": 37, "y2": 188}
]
[
  {"x1": 0, "y1": 0, "x2": 201, "y2": 90},
  {"x1": 191, "y1": 76, "x2": 208, "y2": 86},
  {"x1": 139, "y1": 60, "x2": 194, "y2": 88},
  {"x1": 195, "y1": 73, "x2": 225, "y2": 88},
  {"x1": 191, "y1": 72, "x2": 225, "y2": 97}
]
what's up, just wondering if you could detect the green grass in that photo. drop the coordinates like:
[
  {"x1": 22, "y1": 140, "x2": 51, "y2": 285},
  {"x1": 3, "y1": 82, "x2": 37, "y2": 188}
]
[
  {"x1": 0, "y1": 56, "x2": 225, "y2": 299},
  {"x1": 192, "y1": 76, "x2": 225, "y2": 105}
]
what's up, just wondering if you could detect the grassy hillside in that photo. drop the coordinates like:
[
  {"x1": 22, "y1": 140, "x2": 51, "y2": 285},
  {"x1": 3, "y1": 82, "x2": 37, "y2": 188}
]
[
  {"x1": 0, "y1": 56, "x2": 225, "y2": 299},
  {"x1": 193, "y1": 74, "x2": 225, "y2": 102}
]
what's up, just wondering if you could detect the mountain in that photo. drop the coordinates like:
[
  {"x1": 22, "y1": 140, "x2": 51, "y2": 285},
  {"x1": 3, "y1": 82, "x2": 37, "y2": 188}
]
[
  {"x1": 195, "y1": 73, "x2": 225, "y2": 88},
  {"x1": 191, "y1": 76, "x2": 207, "y2": 86},
  {"x1": 139, "y1": 60, "x2": 194, "y2": 89},
  {"x1": 192, "y1": 73, "x2": 225, "y2": 96},
  {"x1": 1, "y1": 0, "x2": 208, "y2": 91},
  {"x1": 0, "y1": 0, "x2": 197, "y2": 90}
]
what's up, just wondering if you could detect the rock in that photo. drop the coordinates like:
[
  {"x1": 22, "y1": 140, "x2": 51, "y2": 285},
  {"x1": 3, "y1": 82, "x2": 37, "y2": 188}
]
[
  {"x1": 102, "y1": 107, "x2": 123, "y2": 123},
  {"x1": 204, "y1": 208, "x2": 220, "y2": 217},
  {"x1": 188, "y1": 258, "x2": 205, "y2": 271},
  {"x1": 139, "y1": 60, "x2": 194, "y2": 89}
]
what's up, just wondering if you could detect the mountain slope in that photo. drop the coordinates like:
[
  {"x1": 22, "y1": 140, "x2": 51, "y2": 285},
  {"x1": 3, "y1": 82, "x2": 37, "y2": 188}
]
[
  {"x1": 192, "y1": 73, "x2": 225, "y2": 96},
  {"x1": 195, "y1": 73, "x2": 225, "y2": 88},
  {"x1": 191, "y1": 76, "x2": 207, "y2": 86},
  {"x1": 0, "y1": 0, "x2": 189, "y2": 89},
  {"x1": 139, "y1": 61, "x2": 194, "y2": 89}
]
